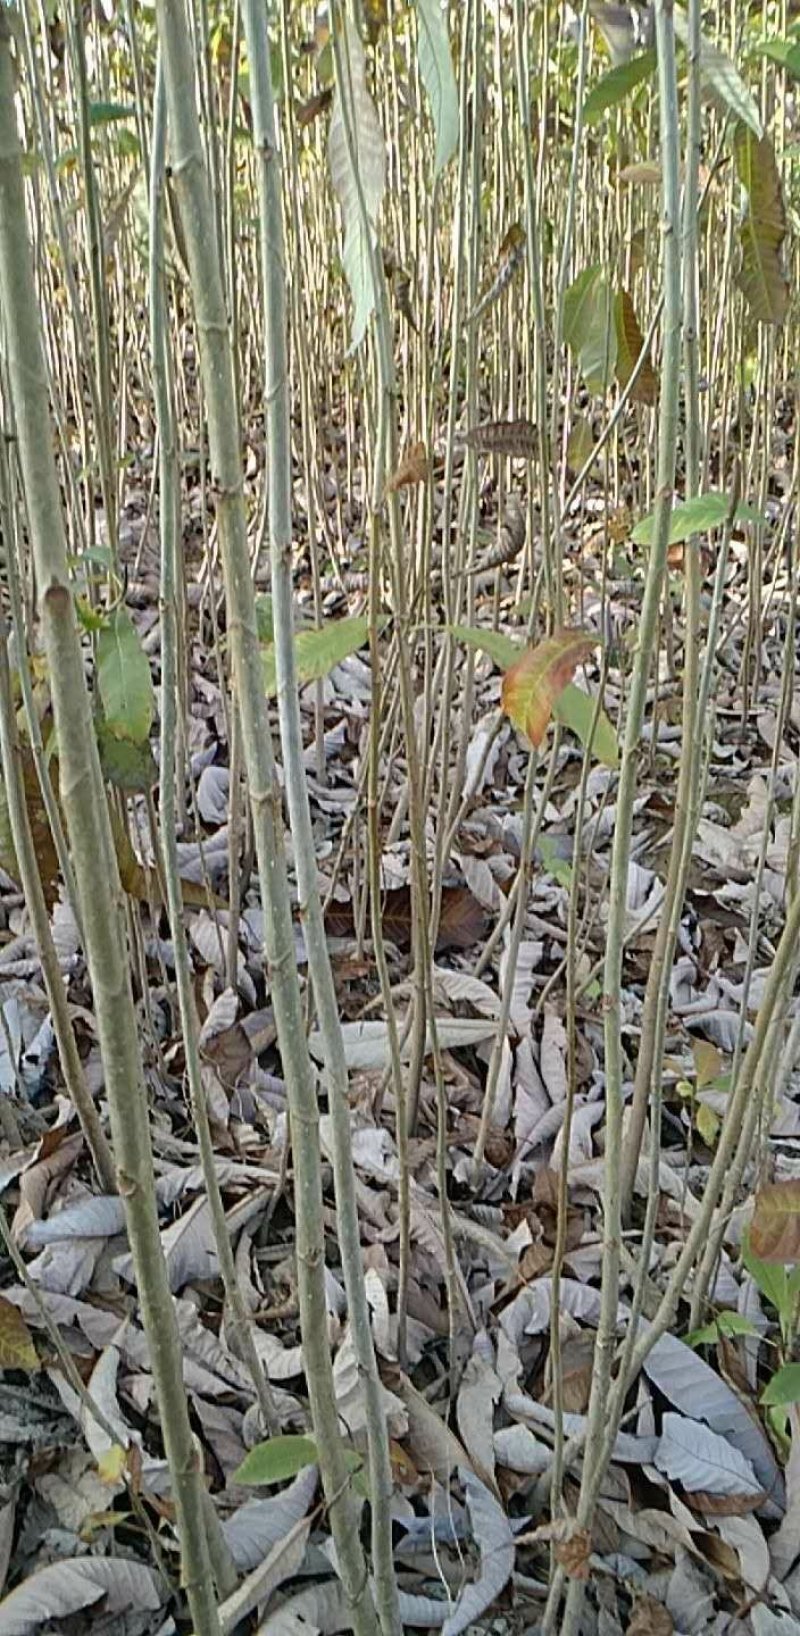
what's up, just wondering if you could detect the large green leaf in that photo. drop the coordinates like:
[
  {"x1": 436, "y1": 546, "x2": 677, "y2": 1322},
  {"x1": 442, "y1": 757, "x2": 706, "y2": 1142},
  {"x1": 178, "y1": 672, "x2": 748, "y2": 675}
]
[
  {"x1": 564, "y1": 266, "x2": 616, "y2": 394},
  {"x1": 96, "y1": 722, "x2": 157, "y2": 793},
  {"x1": 733, "y1": 124, "x2": 789, "y2": 326},
  {"x1": 553, "y1": 684, "x2": 619, "y2": 769},
  {"x1": 96, "y1": 607, "x2": 155, "y2": 745},
  {"x1": 632, "y1": 491, "x2": 762, "y2": 546},
  {"x1": 753, "y1": 38, "x2": 800, "y2": 81},
  {"x1": 415, "y1": 0, "x2": 458, "y2": 175},
  {"x1": 262, "y1": 615, "x2": 375, "y2": 697},
  {"x1": 583, "y1": 49, "x2": 656, "y2": 125},
  {"x1": 673, "y1": 11, "x2": 762, "y2": 138},
  {"x1": 329, "y1": 16, "x2": 385, "y2": 350}
]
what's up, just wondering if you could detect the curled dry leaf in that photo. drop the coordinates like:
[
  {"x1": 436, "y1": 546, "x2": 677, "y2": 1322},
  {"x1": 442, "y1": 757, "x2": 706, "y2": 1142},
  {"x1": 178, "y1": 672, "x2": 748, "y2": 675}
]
[
  {"x1": 501, "y1": 629, "x2": 595, "y2": 748},
  {"x1": 614, "y1": 287, "x2": 657, "y2": 405},
  {"x1": 386, "y1": 441, "x2": 429, "y2": 493}
]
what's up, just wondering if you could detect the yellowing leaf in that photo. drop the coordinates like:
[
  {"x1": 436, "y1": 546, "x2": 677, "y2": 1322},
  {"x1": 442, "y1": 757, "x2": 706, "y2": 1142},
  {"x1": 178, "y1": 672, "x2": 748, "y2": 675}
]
[
  {"x1": 501, "y1": 630, "x2": 594, "y2": 748},
  {"x1": 750, "y1": 1180, "x2": 800, "y2": 1263},
  {"x1": 0, "y1": 1296, "x2": 39, "y2": 1371},
  {"x1": 97, "y1": 1445, "x2": 128, "y2": 1484},
  {"x1": 694, "y1": 1040, "x2": 723, "y2": 1089},
  {"x1": 696, "y1": 1102, "x2": 720, "y2": 1147}
]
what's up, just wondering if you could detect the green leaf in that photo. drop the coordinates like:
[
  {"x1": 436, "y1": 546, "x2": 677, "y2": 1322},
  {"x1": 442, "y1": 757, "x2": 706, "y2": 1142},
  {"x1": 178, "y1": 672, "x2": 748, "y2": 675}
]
[
  {"x1": 733, "y1": 124, "x2": 789, "y2": 326},
  {"x1": 538, "y1": 834, "x2": 573, "y2": 889},
  {"x1": 743, "y1": 1240, "x2": 792, "y2": 1322},
  {"x1": 96, "y1": 722, "x2": 157, "y2": 794},
  {"x1": 262, "y1": 616, "x2": 375, "y2": 698},
  {"x1": 234, "y1": 1435, "x2": 319, "y2": 1486},
  {"x1": 673, "y1": 12, "x2": 762, "y2": 138},
  {"x1": 761, "y1": 1363, "x2": 800, "y2": 1407},
  {"x1": 415, "y1": 0, "x2": 459, "y2": 174},
  {"x1": 564, "y1": 266, "x2": 616, "y2": 394},
  {"x1": 448, "y1": 624, "x2": 521, "y2": 670},
  {"x1": 583, "y1": 49, "x2": 657, "y2": 125},
  {"x1": 553, "y1": 683, "x2": 619, "y2": 769},
  {"x1": 631, "y1": 491, "x2": 763, "y2": 546},
  {"x1": 329, "y1": 16, "x2": 385, "y2": 351},
  {"x1": 96, "y1": 608, "x2": 155, "y2": 745},
  {"x1": 685, "y1": 1312, "x2": 761, "y2": 1348},
  {"x1": 753, "y1": 38, "x2": 800, "y2": 81},
  {"x1": 88, "y1": 101, "x2": 135, "y2": 126}
]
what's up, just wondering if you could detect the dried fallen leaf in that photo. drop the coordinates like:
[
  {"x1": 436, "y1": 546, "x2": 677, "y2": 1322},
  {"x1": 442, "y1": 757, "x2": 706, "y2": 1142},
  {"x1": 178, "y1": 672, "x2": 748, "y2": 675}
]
[
  {"x1": 628, "y1": 1593, "x2": 675, "y2": 1636},
  {"x1": 750, "y1": 1180, "x2": 800, "y2": 1263},
  {"x1": 501, "y1": 630, "x2": 594, "y2": 748}
]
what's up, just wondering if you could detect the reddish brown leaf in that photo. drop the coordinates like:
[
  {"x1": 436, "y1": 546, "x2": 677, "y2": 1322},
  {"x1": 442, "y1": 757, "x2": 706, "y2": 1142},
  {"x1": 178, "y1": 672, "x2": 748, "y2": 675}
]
[
  {"x1": 749, "y1": 1180, "x2": 800, "y2": 1263},
  {"x1": 501, "y1": 629, "x2": 594, "y2": 747},
  {"x1": 386, "y1": 441, "x2": 429, "y2": 494},
  {"x1": 464, "y1": 419, "x2": 537, "y2": 459}
]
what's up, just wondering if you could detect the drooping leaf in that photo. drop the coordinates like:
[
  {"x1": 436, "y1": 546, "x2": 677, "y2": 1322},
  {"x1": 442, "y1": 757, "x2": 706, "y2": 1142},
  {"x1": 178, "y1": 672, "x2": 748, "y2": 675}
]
[
  {"x1": 96, "y1": 607, "x2": 155, "y2": 745},
  {"x1": 762, "y1": 1364, "x2": 800, "y2": 1408},
  {"x1": 386, "y1": 441, "x2": 429, "y2": 493},
  {"x1": 553, "y1": 683, "x2": 619, "y2": 769},
  {"x1": 673, "y1": 12, "x2": 762, "y2": 138},
  {"x1": 415, "y1": 0, "x2": 459, "y2": 175},
  {"x1": 329, "y1": 15, "x2": 385, "y2": 350},
  {"x1": 464, "y1": 420, "x2": 537, "y2": 459},
  {"x1": 733, "y1": 125, "x2": 789, "y2": 326},
  {"x1": 583, "y1": 48, "x2": 657, "y2": 125},
  {"x1": 613, "y1": 288, "x2": 657, "y2": 405},
  {"x1": 632, "y1": 491, "x2": 762, "y2": 546},
  {"x1": 235, "y1": 1435, "x2": 319, "y2": 1487},
  {"x1": 564, "y1": 266, "x2": 616, "y2": 394},
  {"x1": 502, "y1": 630, "x2": 595, "y2": 748},
  {"x1": 0, "y1": 1295, "x2": 38, "y2": 1371},
  {"x1": 261, "y1": 616, "x2": 375, "y2": 698},
  {"x1": 750, "y1": 1181, "x2": 800, "y2": 1264}
]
